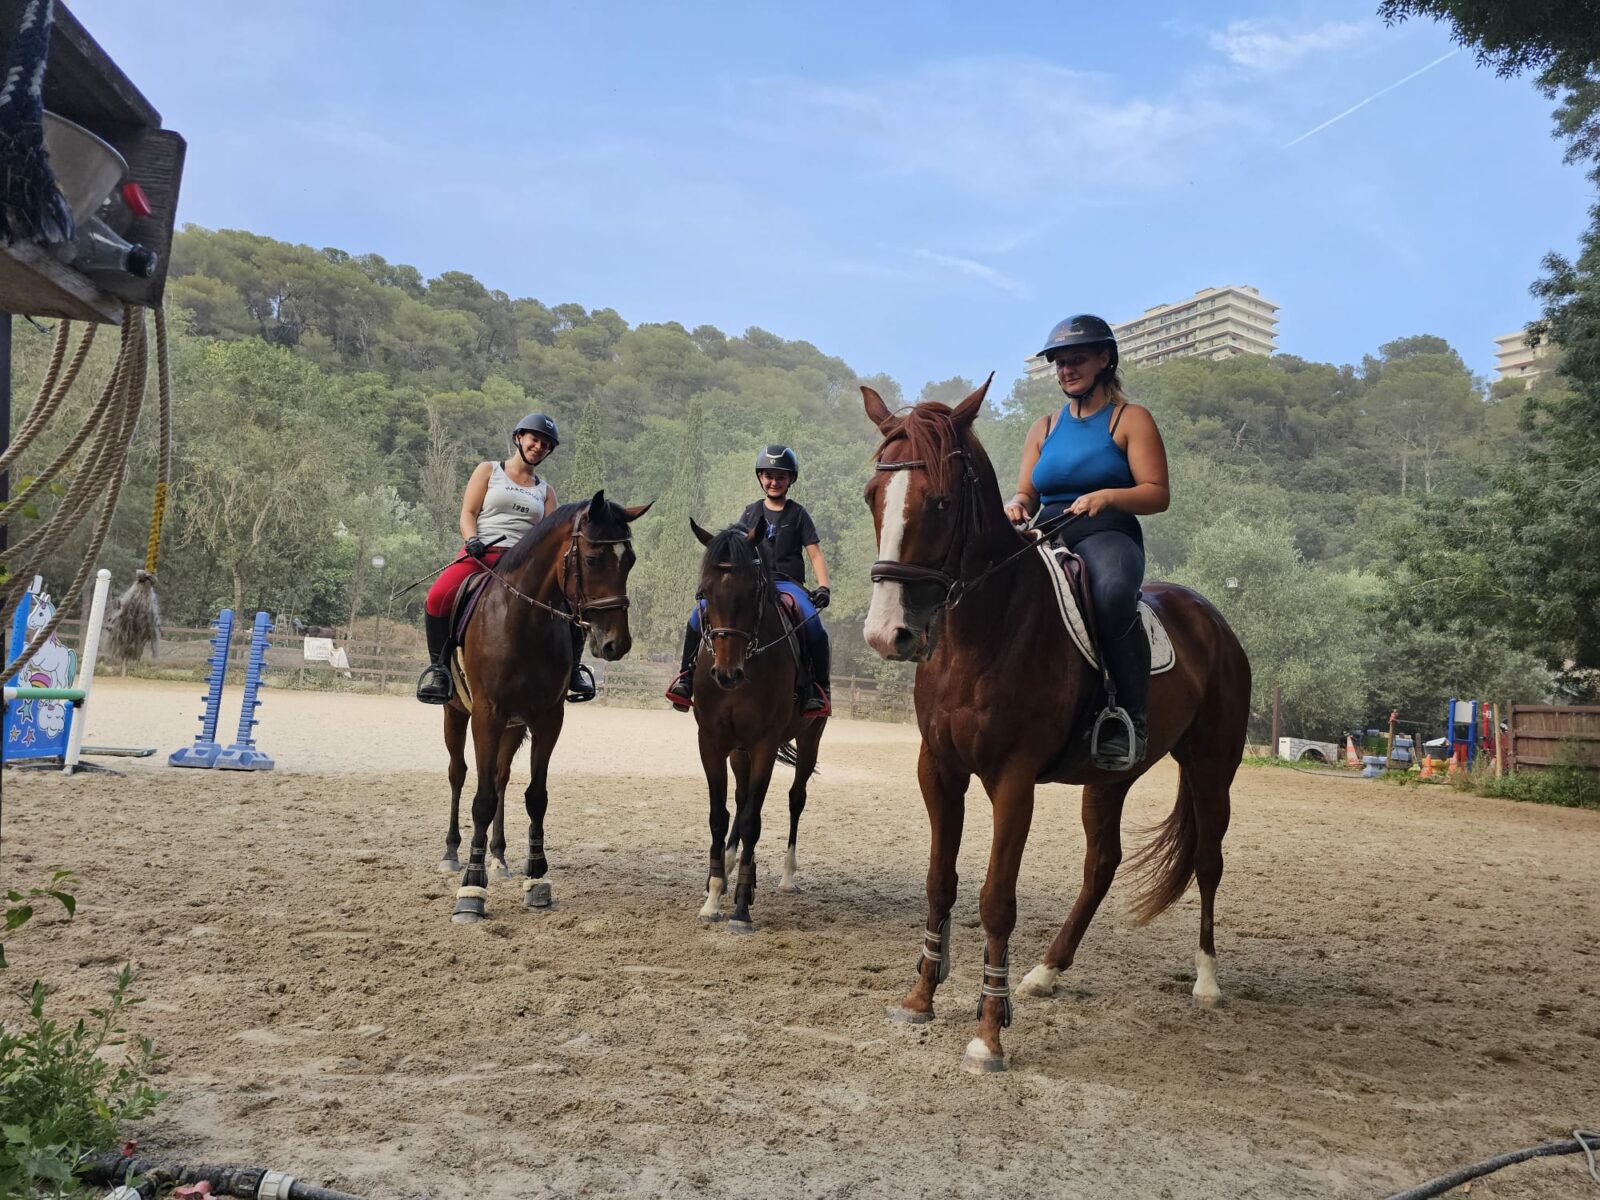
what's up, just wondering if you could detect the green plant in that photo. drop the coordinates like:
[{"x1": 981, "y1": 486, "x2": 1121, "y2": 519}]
[
  {"x1": 2, "y1": 875, "x2": 165, "y2": 1198},
  {"x1": 1476, "y1": 765, "x2": 1600, "y2": 810}
]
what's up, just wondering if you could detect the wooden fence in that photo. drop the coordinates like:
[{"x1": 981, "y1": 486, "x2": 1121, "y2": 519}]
[
  {"x1": 1506, "y1": 704, "x2": 1600, "y2": 770},
  {"x1": 53, "y1": 618, "x2": 917, "y2": 721}
]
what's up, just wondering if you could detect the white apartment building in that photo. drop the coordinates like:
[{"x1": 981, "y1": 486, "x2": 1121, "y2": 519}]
[
  {"x1": 1493, "y1": 327, "x2": 1557, "y2": 388},
  {"x1": 1025, "y1": 285, "x2": 1280, "y2": 378}
]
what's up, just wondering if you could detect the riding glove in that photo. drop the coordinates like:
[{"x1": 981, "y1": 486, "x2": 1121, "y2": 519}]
[{"x1": 810, "y1": 585, "x2": 830, "y2": 610}]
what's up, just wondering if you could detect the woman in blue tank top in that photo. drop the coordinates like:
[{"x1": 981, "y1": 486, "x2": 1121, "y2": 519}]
[{"x1": 1003, "y1": 314, "x2": 1171, "y2": 769}]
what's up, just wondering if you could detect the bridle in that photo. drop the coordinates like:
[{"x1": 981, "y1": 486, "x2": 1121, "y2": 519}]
[
  {"x1": 869, "y1": 447, "x2": 1080, "y2": 614},
  {"x1": 697, "y1": 544, "x2": 779, "y2": 661},
  {"x1": 485, "y1": 509, "x2": 632, "y2": 631}
]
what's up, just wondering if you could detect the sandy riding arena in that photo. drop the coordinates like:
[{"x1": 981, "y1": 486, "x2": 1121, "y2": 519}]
[{"x1": 6, "y1": 679, "x2": 1599, "y2": 1198}]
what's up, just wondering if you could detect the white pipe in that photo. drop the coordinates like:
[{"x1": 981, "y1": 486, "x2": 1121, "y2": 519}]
[{"x1": 63, "y1": 569, "x2": 111, "y2": 775}]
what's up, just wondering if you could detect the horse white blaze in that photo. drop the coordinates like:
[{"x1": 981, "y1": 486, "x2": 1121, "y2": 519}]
[
  {"x1": 1193, "y1": 949, "x2": 1222, "y2": 1007},
  {"x1": 863, "y1": 468, "x2": 912, "y2": 657}
]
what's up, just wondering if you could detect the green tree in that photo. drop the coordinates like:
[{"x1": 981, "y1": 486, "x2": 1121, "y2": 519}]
[
  {"x1": 635, "y1": 399, "x2": 706, "y2": 651},
  {"x1": 567, "y1": 395, "x2": 608, "y2": 499}
]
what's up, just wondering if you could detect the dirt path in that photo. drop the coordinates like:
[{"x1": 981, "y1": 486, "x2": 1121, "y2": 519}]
[{"x1": 5, "y1": 680, "x2": 1598, "y2": 1197}]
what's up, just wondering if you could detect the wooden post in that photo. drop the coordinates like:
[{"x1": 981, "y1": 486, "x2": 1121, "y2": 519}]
[
  {"x1": 1507, "y1": 703, "x2": 1517, "y2": 772},
  {"x1": 1493, "y1": 702, "x2": 1505, "y2": 777},
  {"x1": 1271, "y1": 686, "x2": 1282, "y2": 758},
  {"x1": 1385, "y1": 709, "x2": 1397, "y2": 770}
]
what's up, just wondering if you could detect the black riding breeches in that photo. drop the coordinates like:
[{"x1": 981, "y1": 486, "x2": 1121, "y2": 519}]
[{"x1": 1064, "y1": 529, "x2": 1145, "y2": 641}]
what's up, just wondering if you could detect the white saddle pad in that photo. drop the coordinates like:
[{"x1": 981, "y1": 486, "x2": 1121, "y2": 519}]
[{"x1": 1037, "y1": 545, "x2": 1175, "y2": 675}]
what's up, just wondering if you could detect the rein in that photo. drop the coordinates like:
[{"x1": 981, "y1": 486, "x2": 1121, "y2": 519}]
[
  {"x1": 698, "y1": 554, "x2": 820, "y2": 662},
  {"x1": 482, "y1": 514, "x2": 632, "y2": 631},
  {"x1": 870, "y1": 454, "x2": 1080, "y2": 611}
]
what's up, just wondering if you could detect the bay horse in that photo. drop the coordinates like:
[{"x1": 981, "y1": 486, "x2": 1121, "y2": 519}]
[
  {"x1": 441, "y1": 491, "x2": 650, "y2": 924},
  {"x1": 861, "y1": 381, "x2": 1250, "y2": 1073},
  {"x1": 688, "y1": 519, "x2": 827, "y2": 932}
]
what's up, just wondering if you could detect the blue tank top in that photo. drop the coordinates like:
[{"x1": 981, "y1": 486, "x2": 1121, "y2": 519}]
[{"x1": 1031, "y1": 402, "x2": 1135, "y2": 505}]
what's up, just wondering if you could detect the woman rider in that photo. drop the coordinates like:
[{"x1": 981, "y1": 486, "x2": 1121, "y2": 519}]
[
  {"x1": 665, "y1": 444, "x2": 832, "y2": 716},
  {"x1": 1004, "y1": 315, "x2": 1170, "y2": 769},
  {"x1": 415, "y1": 412, "x2": 595, "y2": 705}
]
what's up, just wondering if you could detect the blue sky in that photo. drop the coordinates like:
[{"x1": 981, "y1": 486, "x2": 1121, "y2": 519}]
[{"x1": 84, "y1": 0, "x2": 1586, "y2": 395}]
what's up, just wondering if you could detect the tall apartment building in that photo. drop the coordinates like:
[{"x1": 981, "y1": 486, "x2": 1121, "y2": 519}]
[
  {"x1": 1493, "y1": 327, "x2": 1557, "y2": 388},
  {"x1": 1025, "y1": 285, "x2": 1279, "y2": 378}
]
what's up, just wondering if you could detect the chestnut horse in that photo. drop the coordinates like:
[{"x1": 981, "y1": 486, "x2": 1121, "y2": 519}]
[
  {"x1": 442, "y1": 492, "x2": 650, "y2": 924},
  {"x1": 687, "y1": 519, "x2": 826, "y2": 932},
  {"x1": 861, "y1": 382, "x2": 1250, "y2": 1073}
]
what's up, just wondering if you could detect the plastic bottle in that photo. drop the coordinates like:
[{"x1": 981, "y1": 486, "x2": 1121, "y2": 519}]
[{"x1": 65, "y1": 214, "x2": 157, "y2": 278}]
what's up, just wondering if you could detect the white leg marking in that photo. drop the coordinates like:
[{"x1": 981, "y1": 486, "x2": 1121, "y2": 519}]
[
  {"x1": 699, "y1": 876, "x2": 725, "y2": 921},
  {"x1": 1193, "y1": 949, "x2": 1222, "y2": 1008},
  {"x1": 1018, "y1": 963, "x2": 1061, "y2": 998},
  {"x1": 962, "y1": 1038, "x2": 1006, "y2": 1074},
  {"x1": 778, "y1": 845, "x2": 799, "y2": 892},
  {"x1": 863, "y1": 469, "x2": 912, "y2": 656}
]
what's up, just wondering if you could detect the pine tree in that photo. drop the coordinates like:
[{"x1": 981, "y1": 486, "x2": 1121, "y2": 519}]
[
  {"x1": 639, "y1": 399, "x2": 705, "y2": 650},
  {"x1": 567, "y1": 395, "x2": 607, "y2": 499}
]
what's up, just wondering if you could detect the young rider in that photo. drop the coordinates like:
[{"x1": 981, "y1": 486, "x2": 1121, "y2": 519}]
[{"x1": 666, "y1": 444, "x2": 832, "y2": 715}]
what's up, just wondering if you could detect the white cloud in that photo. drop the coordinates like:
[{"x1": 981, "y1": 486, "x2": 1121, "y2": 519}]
[
  {"x1": 909, "y1": 249, "x2": 1030, "y2": 298},
  {"x1": 1209, "y1": 19, "x2": 1367, "y2": 73}
]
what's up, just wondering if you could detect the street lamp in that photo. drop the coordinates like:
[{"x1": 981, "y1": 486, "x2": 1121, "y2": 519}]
[{"x1": 370, "y1": 554, "x2": 386, "y2": 654}]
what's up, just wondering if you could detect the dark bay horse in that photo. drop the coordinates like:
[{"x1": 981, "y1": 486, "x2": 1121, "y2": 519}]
[
  {"x1": 861, "y1": 381, "x2": 1250, "y2": 1072},
  {"x1": 688, "y1": 519, "x2": 826, "y2": 932},
  {"x1": 442, "y1": 491, "x2": 650, "y2": 924}
]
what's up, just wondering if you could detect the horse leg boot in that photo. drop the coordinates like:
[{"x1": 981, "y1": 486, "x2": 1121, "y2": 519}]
[
  {"x1": 1092, "y1": 617, "x2": 1149, "y2": 771},
  {"x1": 666, "y1": 621, "x2": 698, "y2": 709},
  {"x1": 416, "y1": 613, "x2": 454, "y2": 704},
  {"x1": 566, "y1": 622, "x2": 596, "y2": 702}
]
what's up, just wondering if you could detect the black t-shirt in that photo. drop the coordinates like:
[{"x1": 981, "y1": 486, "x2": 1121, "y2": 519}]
[{"x1": 739, "y1": 499, "x2": 819, "y2": 584}]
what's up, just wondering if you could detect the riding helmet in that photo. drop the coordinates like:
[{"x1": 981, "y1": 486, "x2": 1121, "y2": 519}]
[
  {"x1": 1039, "y1": 314, "x2": 1119, "y2": 369},
  {"x1": 512, "y1": 412, "x2": 560, "y2": 448},
  {"x1": 754, "y1": 444, "x2": 799, "y2": 480}
]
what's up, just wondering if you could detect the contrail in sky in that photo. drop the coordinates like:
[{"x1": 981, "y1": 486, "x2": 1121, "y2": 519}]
[{"x1": 1286, "y1": 48, "x2": 1460, "y2": 148}]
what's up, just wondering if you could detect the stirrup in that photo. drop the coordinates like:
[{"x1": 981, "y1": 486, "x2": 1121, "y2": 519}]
[
  {"x1": 665, "y1": 672, "x2": 693, "y2": 710},
  {"x1": 802, "y1": 685, "x2": 831, "y2": 718},
  {"x1": 567, "y1": 663, "x2": 596, "y2": 703},
  {"x1": 1090, "y1": 705, "x2": 1142, "y2": 771},
  {"x1": 416, "y1": 664, "x2": 453, "y2": 705}
]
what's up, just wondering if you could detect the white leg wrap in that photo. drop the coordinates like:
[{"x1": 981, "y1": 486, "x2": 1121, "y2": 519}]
[
  {"x1": 1193, "y1": 949, "x2": 1222, "y2": 1008},
  {"x1": 1017, "y1": 963, "x2": 1061, "y2": 997}
]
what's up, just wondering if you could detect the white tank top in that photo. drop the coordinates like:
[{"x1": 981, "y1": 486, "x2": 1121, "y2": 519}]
[{"x1": 475, "y1": 461, "x2": 549, "y2": 545}]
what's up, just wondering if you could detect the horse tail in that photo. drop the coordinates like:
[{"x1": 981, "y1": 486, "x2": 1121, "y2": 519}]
[
  {"x1": 1125, "y1": 775, "x2": 1198, "y2": 927},
  {"x1": 776, "y1": 741, "x2": 799, "y2": 767}
]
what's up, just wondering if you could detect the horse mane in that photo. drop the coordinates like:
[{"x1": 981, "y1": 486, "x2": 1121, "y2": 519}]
[
  {"x1": 497, "y1": 497, "x2": 633, "y2": 573},
  {"x1": 873, "y1": 401, "x2": 1006, "y2": 507},
  {"x1": 700, "y1": 524, "x2": 774, "y2": 590}
]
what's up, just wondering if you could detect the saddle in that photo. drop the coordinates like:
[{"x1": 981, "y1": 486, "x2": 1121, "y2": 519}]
[
  {"x1": 773, "y1": 591, "x2": 823, "y2": 712},
  {"x1": 1036, "y1": 545, "x2": 1174, "y2": 675},
  {"x1": 443, "y1": 571, "x2": 507, "y2": 718}
]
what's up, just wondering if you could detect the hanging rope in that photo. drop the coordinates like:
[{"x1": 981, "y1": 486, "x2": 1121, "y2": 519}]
[
  {"x1": 1, "y1": 307, "x2": 147, "y2": 681},
  {"x1": 145, "y1": 306, "x2": 172, "y2": 574},
  {"x1": 0, "y1": 319, "x2": 94, "y2": 474}
]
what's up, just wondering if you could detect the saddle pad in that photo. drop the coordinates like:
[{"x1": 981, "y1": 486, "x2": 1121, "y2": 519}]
[
  {"x1": 1036, "y1": 545, "x2": 1175, "y2": 675},
  {"x1": 448, "y1": 640, "x2": 526, "y2": 727}
]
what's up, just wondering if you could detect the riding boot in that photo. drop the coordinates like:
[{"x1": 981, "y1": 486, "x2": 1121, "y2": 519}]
[
  {"x1": 567, "y1": 623, "x2": 596, "y2": 702},
  {"x1": 803, "y1": 630, "x2": 831, "y2": 716},
  {"x1": 666, "y1": 622, "x2": 698, "y2": 710},
  {"x1": 416, "y1": 612, "x2": 454, "y2": 705},
  {"x1": 1092, "y1": 616, "x2": 1150, "y2": 770}
]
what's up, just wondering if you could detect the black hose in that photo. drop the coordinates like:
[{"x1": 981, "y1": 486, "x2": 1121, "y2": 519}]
[
  {"x1": 1384, "y1": 1130, "x2": 1600, "y2": 1200},
  {"x1": 80, "y1": 1152, "x2": 363, "y2": 1200}
]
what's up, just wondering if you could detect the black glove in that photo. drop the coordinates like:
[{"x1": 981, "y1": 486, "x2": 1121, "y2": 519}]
[
  {"x1": 464, "y1": 536, "x2": 489, "y2": 561},
  {"x1": 810, "y1": 585, "x2": 830, "y2": 610}
]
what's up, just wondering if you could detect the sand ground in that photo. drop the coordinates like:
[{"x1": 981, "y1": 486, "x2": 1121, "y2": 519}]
[{"x1": 4, "y1": 678, "x2": 1598, "y2": 1198}]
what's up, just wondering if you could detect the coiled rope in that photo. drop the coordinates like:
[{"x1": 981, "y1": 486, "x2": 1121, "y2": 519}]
[{"x1": 0, "y1": 306, "x2": 150, "y2": 680}]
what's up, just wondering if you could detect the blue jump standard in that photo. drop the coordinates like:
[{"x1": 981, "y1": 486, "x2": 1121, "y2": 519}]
[
  {"x1": 169, "y1": 609, "x2": 234, "y2": 769},
  {"x1": 217, "y1": 611, "x2": 274, "y2": 771}
]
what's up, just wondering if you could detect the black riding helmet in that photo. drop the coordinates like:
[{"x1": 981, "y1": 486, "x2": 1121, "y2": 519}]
[
  {"x1": 754, "y1": 444, "x2": 799, "y2": 481},
  {"x1": 1039, "y1": 314, "x2": 1119, "y2": 369},
  {"x1": 512, "y1": 412, "x2": 560, "y2": 447}
]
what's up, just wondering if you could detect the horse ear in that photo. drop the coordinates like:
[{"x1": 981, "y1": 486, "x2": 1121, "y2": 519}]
[
  {"x1": 745, "y1": 519, "x2": 767, "y2": 544},
  {"x1": 691, "y1": 517, "x2": 714, "y2": 546},
  {"x1": 623, "y1": 501, "x2": 653, "y2": 522},
  {"x1": 952, "y1": 373, "x2": 993, "y2": 429},
  {"x1": 589, "y1": 489, "x2": 606, "y2": 511},
  {"x1": 862, "y1": 385, "x2": 902, "y2": 435}
]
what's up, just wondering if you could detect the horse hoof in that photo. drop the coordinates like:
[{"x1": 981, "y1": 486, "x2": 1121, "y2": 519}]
[
  {"x1": 961, "y1": 1039, "x2": 1007, "y2": 1074},
  {"x1": 1193, "y1": 989, "x2": 1223, "y2": 1010},
  {"x1": 886, "y1": 1005, "x2": 934, "y2": 1025},
  {"x1": 698, "y1": 910, "x2": 724, "y2": 924},
  {"x1": 453, "y1": 885, "x2": 488, "y2": 923},
  {"x1": 522, "y1": 881, "x2": 553, "y2": 909},
  {"x1": 436, "y1": 858, "x2": 461, "y2": 875},
  {"x1": 727, "y1": 919, "x2": 756, "y2": 935},
  {"x1": 1017, "y1": 964, "x2": 1060, "y2": 998},
  {"x1": 777, "y1": 878, "x2": 801, "y2": 894}
]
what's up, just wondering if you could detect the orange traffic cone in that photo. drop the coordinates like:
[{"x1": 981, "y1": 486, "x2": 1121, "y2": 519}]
[
  {"x1": 1419, "y1": 753, "x2": 1435, "y2": 780},
  {"x1": 1345, "y1": 735, "x2": 1361, "y2": 767}
]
